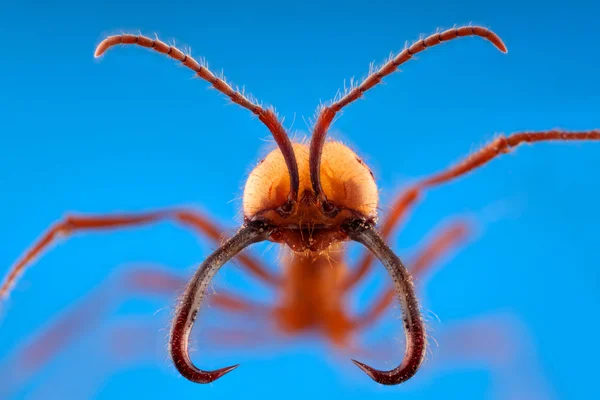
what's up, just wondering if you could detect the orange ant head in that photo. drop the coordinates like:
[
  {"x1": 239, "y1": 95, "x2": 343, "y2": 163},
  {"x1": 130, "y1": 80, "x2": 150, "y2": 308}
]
[{"x1": 243, "y1": 141, "x2": 378, "y2": 254}]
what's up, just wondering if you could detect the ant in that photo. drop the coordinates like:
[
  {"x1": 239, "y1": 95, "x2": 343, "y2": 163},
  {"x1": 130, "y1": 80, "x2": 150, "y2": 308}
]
[{"x1": 1, "y1": 25, "x2": 598, "y2": 386}]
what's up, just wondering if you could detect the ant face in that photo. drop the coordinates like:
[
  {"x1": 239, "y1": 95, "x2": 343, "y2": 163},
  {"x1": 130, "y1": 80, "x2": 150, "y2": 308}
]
[{"x1": 243, "y1": 142, "x2": 378, "y2": 254}]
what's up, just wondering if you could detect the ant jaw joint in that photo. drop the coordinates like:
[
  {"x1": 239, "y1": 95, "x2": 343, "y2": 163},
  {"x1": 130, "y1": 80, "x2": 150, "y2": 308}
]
[
  {"x1": 341, "y1": 218, "x2": 374, "y2": 235},
  {"x1": 246, "y1": 219, "x2": 275, "y2": 234}
]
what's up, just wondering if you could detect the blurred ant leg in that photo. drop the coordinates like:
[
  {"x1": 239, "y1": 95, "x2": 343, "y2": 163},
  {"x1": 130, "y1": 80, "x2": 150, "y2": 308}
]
[
  {"x1": 24, "y1": 318, "x2": 279, "y2": 400},
  {"x1": 0, "y1": 278, "x2": 119, "y2": 399},
  {"x1": 202, "y1": 327, "x2": 279, "y2": 348},
  {"x1": 20, "y1": 319, "x2": 221, "y2": 400},
  {"x1": 209, "y1": 289, "x2": 271, "y2": 316},
  {"x1": 1, "y1": 286, "x2": 111, "y2": 398},
  {"x1": 0, "y1": 265, "x2": 270, "y2": 396},
  {"x1": 434, "y1": 316, "x2": 516, "y2": 368},
  {"x1": 408, "y1": 221, "x2": 470, "y2": 278},
  {"x1": 431, "y1": 315, "x2": 554, "y2": 399},
  {"x1": 351, "y1": 220, "x2": 471, "y2": 331},
  {"x1": 1, "y1": 208, "x2": 280, "y2": 301},
  {"x1": 121, "y1": 265, "x2": 272, "y2": 315},
  {"x1": 341, "y1": 188, "x2": 420, "y2": 291},
  {"x1": 20, "y1": 320, "x2": 167, "y2": 400},
  {"x1": 344, "y1": 129, "x2": 600, "y2": 291},
  {"x1": 107, "y1": 320, "x2": 275, "y2": 360}
]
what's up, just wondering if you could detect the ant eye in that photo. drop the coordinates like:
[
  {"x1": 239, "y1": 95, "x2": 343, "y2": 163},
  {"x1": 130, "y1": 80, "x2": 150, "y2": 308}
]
[
  {"x1": 321, "y1": 200, "x2": 339, "y2": 217},
  {"x1": 276, "y1": 200, "x2": 294, "y2": 217}
]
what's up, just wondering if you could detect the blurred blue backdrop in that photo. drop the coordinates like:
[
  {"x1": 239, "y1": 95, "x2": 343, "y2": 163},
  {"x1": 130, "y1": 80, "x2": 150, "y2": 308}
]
[{"x1": 1, "y1": 0, "x2": 599, "y2": 399}]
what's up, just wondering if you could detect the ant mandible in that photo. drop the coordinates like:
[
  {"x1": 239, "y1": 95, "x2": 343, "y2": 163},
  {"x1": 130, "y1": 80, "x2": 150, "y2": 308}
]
[{"x1": 1, "y1": 25, "x2": 598, "y2": 386}]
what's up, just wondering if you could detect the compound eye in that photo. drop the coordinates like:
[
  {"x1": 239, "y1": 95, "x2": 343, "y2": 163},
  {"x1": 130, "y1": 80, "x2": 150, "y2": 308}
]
[
  {"x1": 321, "y1": 200, "x2": 340, "y2": 217},
  {"x1": 276, "y1": 199, "x2": 295, "y2": 217}
]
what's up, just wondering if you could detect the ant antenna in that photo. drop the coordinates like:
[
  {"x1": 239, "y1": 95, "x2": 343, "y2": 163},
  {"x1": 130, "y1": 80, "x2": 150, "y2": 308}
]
[
  {"x1": 95, "y1": 34, "x2": 300, "y2": 205},
  {"x1": 309, "y1": 26, "x2": 507, "y2": 202}
]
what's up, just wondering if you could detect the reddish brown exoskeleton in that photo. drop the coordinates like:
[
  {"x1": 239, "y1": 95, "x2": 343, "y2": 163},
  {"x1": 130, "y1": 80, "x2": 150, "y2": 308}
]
[{"x1": 1, "y1": 25, "x2": 599, "y2": 387}]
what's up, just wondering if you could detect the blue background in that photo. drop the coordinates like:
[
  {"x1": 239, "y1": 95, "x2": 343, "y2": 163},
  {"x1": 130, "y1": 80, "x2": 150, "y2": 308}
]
[{"x1": 1, "y1": 0, "x2": 599, "y2": 399}]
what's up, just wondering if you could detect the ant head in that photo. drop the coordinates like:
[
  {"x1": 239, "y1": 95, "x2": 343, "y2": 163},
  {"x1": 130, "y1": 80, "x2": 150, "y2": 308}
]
[{"x1": 243, "y1": 141, "x2": 378, "y2": 254}]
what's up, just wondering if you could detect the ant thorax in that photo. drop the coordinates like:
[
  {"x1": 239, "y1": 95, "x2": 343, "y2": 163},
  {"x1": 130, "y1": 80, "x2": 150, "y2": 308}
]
[{"x1": 243, "y1": 142, "x2": 378, "y2": 254}]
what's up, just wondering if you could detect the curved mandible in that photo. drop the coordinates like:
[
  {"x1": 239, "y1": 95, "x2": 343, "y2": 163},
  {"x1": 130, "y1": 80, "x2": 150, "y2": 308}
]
[
  {"x1": 169, "y1": 221, "x2": 271, "y2": 383},
  {"x1": 343, "y1": 220, "x2": 426, "y2": 385}
]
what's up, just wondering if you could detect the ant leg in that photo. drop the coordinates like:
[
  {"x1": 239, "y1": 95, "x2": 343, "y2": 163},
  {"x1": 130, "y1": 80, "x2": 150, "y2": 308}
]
[
  {"x1": 209, "y1": 289, "x2": 271, "y2": 315},
  {"x1": 431, "y1": 315, "x2": 554, "y2": 399},
  {"x1": 408, "y1": 221, "x2": 471, "y2": 279},
  {"x1": 104, "y1": 320, "x2": 276, "y2": 363},
  {"x1": 202, "y1": 327, "x2": 279, "y2": 348},
  {"x1": 122, "y1": 265, "x2": 272, "y2": 316},
  {"x1": 1, "y1": 208, "x2": 280, "y2": 301},
  {"x1": 21, "y1": 318, "x2": 276, "y2": 400},
  {"x1": 0, "y1": 271, "x2": 124, "y2": 399},
  {"x1": 0, "y1": 264, "x2": 271, "y2": 397},
  {"x1": 12, "y1": 320, "x2": 166, "y2": 400},
  {"x1": 1, "y1": 282, "x2": 115, "y2": 399},
  {"x1": 342, "y1": 188, "x2": 420, "y2": 291},
  {"x1": 344, "y1": 129, "x2": 600, "y2": 291},
  {"x1": 351, "y1": 220, "x2": 471, "y2": 331}
]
